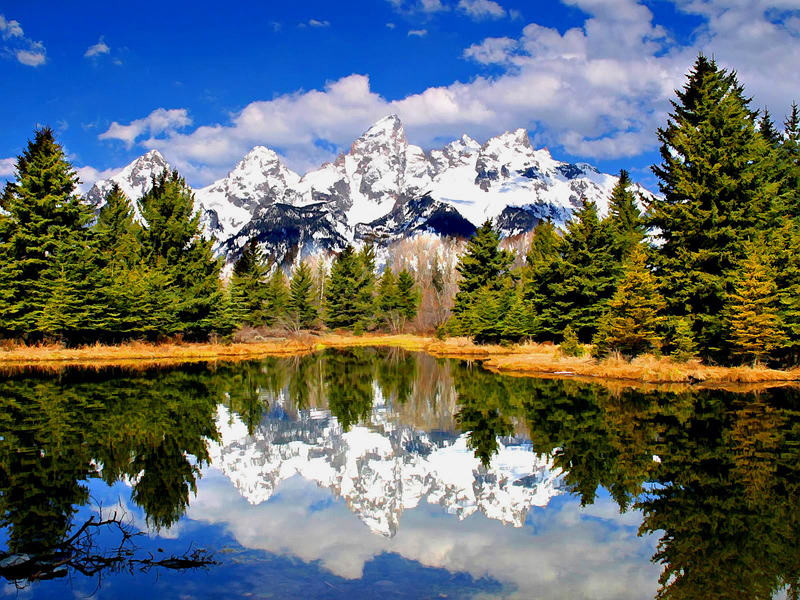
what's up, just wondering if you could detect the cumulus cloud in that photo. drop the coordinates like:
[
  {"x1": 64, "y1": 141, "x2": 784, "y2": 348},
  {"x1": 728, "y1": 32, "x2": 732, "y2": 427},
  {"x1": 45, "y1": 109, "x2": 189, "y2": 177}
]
[
  {"x1": 386, "y1": 0, "x2": 448, "y2": 15},
  {"x1": 308, "y1": 19, "x2": 330, "y2": 27},
  {"x1": 0, "y1": 157, "x2": 16, "y2": 178},
  {"x1": 98, "y1": 0, "x2": 800, "y2": 187},
  {"x1": 84, "y1": 36, "x2": 110, "y2": 58},
  {"x1": 457, "y1": 0, "x2": 507, "y2": 20},
  {"x1": 408, "y1": 28, "x2": 428, "y2": 37},
  {"x1": 1, "y1": 15, "x2": 46, "y2": 67},
  {"x1": 74, "y1": 164, "x2": 122, "y2": 194},
  {"x1": 99, "y1": 108, "x2": 192, "y2": 149}
]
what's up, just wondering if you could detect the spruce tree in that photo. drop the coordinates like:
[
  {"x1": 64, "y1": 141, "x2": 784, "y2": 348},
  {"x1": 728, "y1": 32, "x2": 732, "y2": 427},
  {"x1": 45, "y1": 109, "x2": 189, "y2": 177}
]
[
  {"x1": 546, "y1": 199, "x2": 618, "y2": 342},
  {"x1": 228, "y1": 238, "x2": 268, "y2": 327},
  {"x1": 451, "y1": 220, "x2": 514, "y2": 335},
  {"x1": 287, "y1": 262, "x2": 317, "y2": 330},
  {"x1": 670, "y1": 317, "x2": 698, "y2": 363},
  {"x1": 725, "y1": 247, "x2": 787, "y2": 366},
  {"x1": 356, "y1": 243, "x2": 377, "y2": 327},
  {"x1": 592, "y1": 246, "x2": 666, "y2": 359},
  {"x1": 501, "y1": 293, "x2": 532, "y2": 344},
  {"x1": 264, "y1": 267, "x2": 289, "y2": 326},
  {"x1": 0, "y1": 128, "x2": 92, "y2": 338},
  {"x1": 137, "y1": 170, "x2": 224, "y2": 339},
  {"x1": 607, "y1": 170, "x2": 645, "y2": 260},
  {"x1": 521, "y1": 219, "x2": 562, "y2": 339},
  {"x1": 377, "y1": 268, "x2": 402, "y2": 332},
  {"x1": 396, "y1": 269, "x2": 419, "y2": 323},
  {"x1": 649, "y1": 55, "x2": 780, "y2": 360},
  {"x1": 325, "y1": 245, "x2": 364, "y2": 329}
]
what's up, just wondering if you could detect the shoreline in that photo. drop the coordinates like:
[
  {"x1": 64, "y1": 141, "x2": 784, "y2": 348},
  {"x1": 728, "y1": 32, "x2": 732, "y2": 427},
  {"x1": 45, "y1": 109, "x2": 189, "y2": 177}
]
[{"x1": 1, "y1": 334, "x2": 798, "y2": 389}]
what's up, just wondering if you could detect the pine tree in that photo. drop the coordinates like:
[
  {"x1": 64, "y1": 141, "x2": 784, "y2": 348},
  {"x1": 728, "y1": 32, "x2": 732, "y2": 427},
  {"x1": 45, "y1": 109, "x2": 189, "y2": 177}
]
[
  {"x1": 377, "y1": 268, "x2": 402, "y2": 332},
  {"x1": 287, "y1": 262, "x2": 317, "y2": 330},
  {"x1": 264, "y1": 267, "x2": 289, "y2": 326},
  {"x1": 649, "y1": 55, "x2": 781, "y2": 361},
  {"x1": 470, "y1": 287, "x2": 503, "y2": 345},
  {"x1": 607, "y1": 170, "x2": 645, "y2": 260},
  {"x1": 560, "y1": 325, "x2": 584, "y2": 357},
  {"x1": 546, "y1": 199, "x2": 618, "y2": 342},
  {"x1": 501, "y1": 292, "x2": 532, "y2": 343},
  {"x1": 0, "y1": 128, "x2": 92, "y2": 338},
  {"x1": 325, "y1": 245, "x2": 365, "y2": 329},
  {"x1": 759, "y1": 108, "x2": 783, "y2": 148},
  {"x1": 521, "y1": 219, "x2": 562, "y2": 339},
  {"x1": 228, "y1": 238, "x2": 268, "y2": 327},
  {"x1": 670, "y1": 317, "x2": 698, "y2": 363},
  {"x1": 396, "y1": 269, "x2": 419, "y2": 323},
  {"x1": 592, "y1": 246, "x2": 666, "y2": 359},
  {"x1": 138, "y1": 170, "x2": 224, "y2": 339},
  {"x1": 451, "y1": 220, "x2": 514, "y2": 335},
  {"x1": 356, "y1": 243, "x2": 377, "y2": 327},
  {"x1": 725, "y1": 247, "x2": 787, "y2": 366}
]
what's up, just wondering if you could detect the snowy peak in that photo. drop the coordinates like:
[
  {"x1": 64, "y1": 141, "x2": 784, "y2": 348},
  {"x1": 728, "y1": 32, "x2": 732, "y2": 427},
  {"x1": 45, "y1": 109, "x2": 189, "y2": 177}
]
[{"x1": 85, "y1": 149, "x2": 170, "y2": 215}]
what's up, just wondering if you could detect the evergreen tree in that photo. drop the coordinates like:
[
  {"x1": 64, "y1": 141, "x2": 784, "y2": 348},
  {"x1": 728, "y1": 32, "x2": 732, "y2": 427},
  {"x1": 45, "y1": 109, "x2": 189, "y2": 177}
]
[
  {"x1": 592, "y1": 246, "x2": 666, "y2": 359},
  {"x1": 649, "y1": 55, "x2": 781, "y2": 360},
  {"x1": 0, "y1": 128, "x2": 92, "y2": 338},
  {"x1": 781, "y1": 102, "x2": 800, "y2": 217},
  {"x1": 264, "y1": 267, "x2": 289, "y2": 326},
  {"x1": 559, "y1": 325, "x2": 584, "y2": 357},
  {"x1": 325, "y1": 245, "x2": 366, "y2": 329},
  {"x1": 725, "y1": 247, "x2": 787, "y2": 366},
  {"x1": 470, "y1": 286, "x2": 504, "y2": 345},
  {"x1": 396, "y1": 269, "x2": 419, "y2": 323},
  {"x1": 759, "y1": 108, "x2": 783, "y2": 148},
  {"x1": 377, "y1": 268, "x2": 402, "y2": 332},
  {"x1": 228, "y1": 238, "x2": 268, "y2": 327},
  {"x1": 521, "y1": 219, "x2": 562, "y2": 339},
  {"x1": 607, "y1": 170, "x2": 646, "y2": 259},
  {"x1": 287, "y1": 262, "x2": 317, "y2": 330},
  {"x1": 670, "y1": 317, "x2": 698, "y2": 363},
  {"x1": 451, "y1": 220, "x2": 514, "y2": 335},
  {"x1": 501, "y1": 292, "x2": 532, "y2": 343},
  {"x1": 546, "y1": 199, "x2": 618, "y2": 342},
  {"x1": 137, "y1": 170, "x2": 224, "y2": 339},
  {"x1": 356, "y1": 243, "x2": 377, "y2": 327}
]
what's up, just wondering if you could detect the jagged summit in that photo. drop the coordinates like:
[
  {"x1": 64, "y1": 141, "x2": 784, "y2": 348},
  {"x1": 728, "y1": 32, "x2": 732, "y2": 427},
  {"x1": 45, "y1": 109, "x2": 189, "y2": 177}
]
[{"x1": 87, "y1": 115, "x2": 653, "y2": 263}]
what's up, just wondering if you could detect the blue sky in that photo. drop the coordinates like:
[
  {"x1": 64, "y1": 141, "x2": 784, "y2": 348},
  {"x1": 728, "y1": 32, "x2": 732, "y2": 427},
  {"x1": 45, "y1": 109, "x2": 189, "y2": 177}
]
[{"x1": 1, "y1": 0, "x2": 799, "y2": 192}]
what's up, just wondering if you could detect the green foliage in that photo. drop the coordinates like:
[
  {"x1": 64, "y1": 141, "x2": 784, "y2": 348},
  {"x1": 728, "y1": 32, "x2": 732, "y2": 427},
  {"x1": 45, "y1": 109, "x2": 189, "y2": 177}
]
[
  {"x1": 560, "y1": 325, "x2": 584, "y2": 357},
  {"x1": 547, "y1": 199, "x2": 619, "y2": 342},
  {"x1": 649, "y1": 55, "x2": 781, "y2": 361},
  {"x1": 324, "y1": 245, "x2": 375, "y2": 329},
  {"x1": 521, "y1": 220, "x2": 562, "y2": 339},
  {"x1": 265, "y1": 267, "x2": 289, "y2": 326},
  {"x1": 592, "y1": 246, "x2": 665, "y2": 359},
  {"x1": 451, "y1": 220, "x2": 514, "y2": 336},
  {"x1": 607, "y1": 169, "x2": 646, "y2": 260},
  {"x1": 288, "y1": 261, "x2": 318, "y2": 330},
  {"x1": 396, "y1": 269, "x2": 419, "y2": 322},
  {"x1": 668, "y1": 317, "x2": 698, "y2": 363},
  {"x1": 0, "y1": 127, "x2": 92, "y2": 338},
  {"x1": 724, "y1": 247, "x2": 787, "y2": 365},
  {"x1": 228, "y1": 239, "x2": 269, "y2": 327}
]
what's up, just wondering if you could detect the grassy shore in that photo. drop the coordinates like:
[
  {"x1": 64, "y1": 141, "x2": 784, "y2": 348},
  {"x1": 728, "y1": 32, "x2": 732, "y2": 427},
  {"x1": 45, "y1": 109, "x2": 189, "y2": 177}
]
[{"x1": 1, "y1": 334, "x2": 798, "y2": 387}]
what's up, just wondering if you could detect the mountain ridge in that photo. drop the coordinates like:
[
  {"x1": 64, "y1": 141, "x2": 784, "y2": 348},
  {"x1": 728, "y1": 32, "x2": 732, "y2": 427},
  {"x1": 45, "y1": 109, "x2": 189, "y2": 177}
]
[{"x1": 87, "y1": 115, "x2": 652, "y2": 263}]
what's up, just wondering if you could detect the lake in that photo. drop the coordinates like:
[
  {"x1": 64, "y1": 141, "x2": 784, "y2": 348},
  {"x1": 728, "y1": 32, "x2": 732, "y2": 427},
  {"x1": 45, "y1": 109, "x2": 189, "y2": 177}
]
[{"x1": 0, "y1": 347, "x2": 797, "y2": 599}]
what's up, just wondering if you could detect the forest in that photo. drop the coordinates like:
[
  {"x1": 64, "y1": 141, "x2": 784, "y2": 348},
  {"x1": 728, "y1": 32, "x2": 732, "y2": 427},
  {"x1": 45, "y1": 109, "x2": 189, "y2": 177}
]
[{"x1": 1, "y1": 55, "x2": 799, "y2": 368}]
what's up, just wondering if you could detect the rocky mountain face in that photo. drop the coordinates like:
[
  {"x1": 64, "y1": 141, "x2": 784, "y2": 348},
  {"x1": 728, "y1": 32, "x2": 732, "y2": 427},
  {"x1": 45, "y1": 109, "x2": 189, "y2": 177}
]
[
  {"x1": 208, "y1": 398, "x2": 564, "y2": 538},
  {"x1": 87, "y1": 115, "x2": 650, "y2": 263}
]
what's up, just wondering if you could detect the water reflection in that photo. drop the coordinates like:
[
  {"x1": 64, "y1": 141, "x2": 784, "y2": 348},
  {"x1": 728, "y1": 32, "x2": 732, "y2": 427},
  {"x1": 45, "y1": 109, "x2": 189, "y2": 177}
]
[{"x1": 0, "y1": 349, "x2": 798, "y2": 599}]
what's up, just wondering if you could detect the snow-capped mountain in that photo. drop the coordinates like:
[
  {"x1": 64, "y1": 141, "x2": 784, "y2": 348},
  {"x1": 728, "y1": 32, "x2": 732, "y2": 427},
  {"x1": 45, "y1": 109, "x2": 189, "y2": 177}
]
[
  {"x1": 85, "y1": 149, "x2": 171, "y2": 219},
  {"x1": 87, "y1": 116, "x2": 651, "y2": 263},
  {"x1": 208, "y1": 399, "x2": 564, "y2": 538}
]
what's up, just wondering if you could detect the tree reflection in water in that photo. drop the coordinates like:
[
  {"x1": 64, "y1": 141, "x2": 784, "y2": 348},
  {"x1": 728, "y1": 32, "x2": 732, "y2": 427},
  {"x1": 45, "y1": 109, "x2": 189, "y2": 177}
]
[{"x1": 1, "y1": 350, "x2": 799, "y2": 599}]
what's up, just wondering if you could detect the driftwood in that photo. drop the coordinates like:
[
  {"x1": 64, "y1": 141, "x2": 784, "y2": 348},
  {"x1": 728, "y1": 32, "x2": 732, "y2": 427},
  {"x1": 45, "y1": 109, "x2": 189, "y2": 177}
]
[{"x1": 0, "y1": 507, "x2": 217, "y2": 590}]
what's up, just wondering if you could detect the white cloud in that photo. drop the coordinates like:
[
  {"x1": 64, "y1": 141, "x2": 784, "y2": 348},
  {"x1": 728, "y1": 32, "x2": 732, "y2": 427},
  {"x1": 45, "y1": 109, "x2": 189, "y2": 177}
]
[
  {"x1": 463, "y1": 36, "x2": 518, "y2": 64},
  {"x1": 386, "y1": 22, "x2": 397, "y2": 29},
  {"x1": 308, "y1": 19, "x2": 330, "y2": 27},
  {"x1": 1, "y1": 15, "x2": 46, "y2": 67},
  {"x1": 99, "y1": 108, "x2": 192, "y2": 149},
  {"x1": 457, "y1": 0, "x2": 507, "y2": 20},
  {"x1": 0, "y1": 157, "x2": 16, "y2": 178},
  {"x1": 96, "y1": 1, "x2": 800, "y2": 187},
  {"x1": 84, "y1": 36, "x2": 110, "y2": 58},
  {"x1": 408, "y1": 28, "x2": 428, "y2": 37},
  {"x1": 0, "y1": 15, "x2": 23, "y2": 39}
]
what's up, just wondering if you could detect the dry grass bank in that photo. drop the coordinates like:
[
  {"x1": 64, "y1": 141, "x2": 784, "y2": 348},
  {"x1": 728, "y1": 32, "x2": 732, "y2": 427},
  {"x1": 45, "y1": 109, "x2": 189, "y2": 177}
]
[{"x1": 1, "y1": 334, "x2": 799, "y2": 388}]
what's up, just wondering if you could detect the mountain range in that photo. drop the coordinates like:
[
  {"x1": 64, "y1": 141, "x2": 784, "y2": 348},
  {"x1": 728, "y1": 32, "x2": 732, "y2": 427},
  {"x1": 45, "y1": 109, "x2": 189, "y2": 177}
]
[
  {"x1": 87, "y1": 115, "x2": 650, "y2": 263},
  {"x1": 209, "y1": 399, "x2": 564, "y2": 538}
]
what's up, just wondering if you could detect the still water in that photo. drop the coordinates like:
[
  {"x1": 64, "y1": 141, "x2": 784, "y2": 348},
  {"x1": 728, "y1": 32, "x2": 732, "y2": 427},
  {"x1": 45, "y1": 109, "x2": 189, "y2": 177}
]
[{"x1": 0, "y1": 348, "x2": 797, "y2": 599}]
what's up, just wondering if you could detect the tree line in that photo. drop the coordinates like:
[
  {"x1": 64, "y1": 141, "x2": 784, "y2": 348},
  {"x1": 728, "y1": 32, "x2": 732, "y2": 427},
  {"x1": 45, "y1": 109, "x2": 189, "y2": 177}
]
[{"x1": 447, "y1": 55, "x2": 800, "y2": 368}]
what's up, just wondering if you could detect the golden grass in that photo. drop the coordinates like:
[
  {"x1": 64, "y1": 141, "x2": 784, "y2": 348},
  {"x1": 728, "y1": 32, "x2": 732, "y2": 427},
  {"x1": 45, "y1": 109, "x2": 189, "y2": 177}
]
[{"x1": 1, "y1": 334, "x2": 799, "y2": 389}]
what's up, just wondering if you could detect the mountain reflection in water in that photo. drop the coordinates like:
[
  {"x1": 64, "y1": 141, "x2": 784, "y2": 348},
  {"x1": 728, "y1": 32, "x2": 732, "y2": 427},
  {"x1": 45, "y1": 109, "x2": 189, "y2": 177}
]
[{"x1": 0, "y1": 347, "x2": 798, "y2": 599}]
